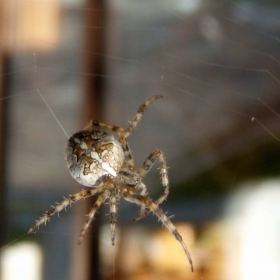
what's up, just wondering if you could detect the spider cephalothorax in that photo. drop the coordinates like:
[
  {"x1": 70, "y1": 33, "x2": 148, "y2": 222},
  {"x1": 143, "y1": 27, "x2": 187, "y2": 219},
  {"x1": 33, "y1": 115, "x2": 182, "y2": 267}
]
[{"x1": 28, "y1": 95, "x2": 194, "y2": 272}]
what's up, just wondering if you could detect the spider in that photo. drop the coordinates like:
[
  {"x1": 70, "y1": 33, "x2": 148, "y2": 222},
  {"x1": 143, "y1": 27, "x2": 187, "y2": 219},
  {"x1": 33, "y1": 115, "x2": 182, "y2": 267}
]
[{"x1": 28, "y1": 95, "x2": 194, "y2": 272}]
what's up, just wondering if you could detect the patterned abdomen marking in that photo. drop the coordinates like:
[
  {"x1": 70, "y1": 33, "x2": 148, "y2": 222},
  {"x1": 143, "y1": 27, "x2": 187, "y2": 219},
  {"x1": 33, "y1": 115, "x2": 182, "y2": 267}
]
[{"x1": 66, "y1": 129, "x2": 124, "y2": 187}]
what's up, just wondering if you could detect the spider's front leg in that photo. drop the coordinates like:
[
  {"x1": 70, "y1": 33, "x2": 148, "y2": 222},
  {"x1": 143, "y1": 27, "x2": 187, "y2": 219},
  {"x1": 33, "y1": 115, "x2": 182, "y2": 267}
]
[
  {"x1": 90, "y1": 95, "x2": 163, "y2": 138},
  {"x1": 122, "y1": 190, "x2": 194, "y2": 272},
  {"x1": 87, "y1": 95, "x2": 163, "y2": 169},
  {"x1": 122, "y1": 95, "x2": 163, "y2": 138},
  {"x1": 135, "y1": 149, "x2": 169, "y2": 221}
]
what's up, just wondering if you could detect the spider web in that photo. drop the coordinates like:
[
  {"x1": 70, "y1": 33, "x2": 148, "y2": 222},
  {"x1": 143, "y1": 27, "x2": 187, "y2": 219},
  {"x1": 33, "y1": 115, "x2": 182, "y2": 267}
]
[{"x1": 1, "y1": 0, "x2": 280, "y2": 279}]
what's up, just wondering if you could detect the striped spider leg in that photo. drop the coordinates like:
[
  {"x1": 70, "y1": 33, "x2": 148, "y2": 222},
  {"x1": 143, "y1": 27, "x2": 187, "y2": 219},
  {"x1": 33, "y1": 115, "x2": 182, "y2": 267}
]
[
  {"x1": 121, "y1": 188, "x2": 194, "y2": 272},
  {"x1": 90, "y1": 95, "x2": 163, "y2": 167},
  {"x1": 134, "y1": 149, "x2": 169, "y2": 221},
  {"x1": 28, "y1": 183, "x2": 109, "y2": 235}
]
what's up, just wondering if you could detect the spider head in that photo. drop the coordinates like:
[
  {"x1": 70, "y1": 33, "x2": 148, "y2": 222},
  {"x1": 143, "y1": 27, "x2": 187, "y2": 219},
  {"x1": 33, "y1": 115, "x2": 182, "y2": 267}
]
[{"x1": 118, "y1": 169, "x2": 141, "y2": 187}]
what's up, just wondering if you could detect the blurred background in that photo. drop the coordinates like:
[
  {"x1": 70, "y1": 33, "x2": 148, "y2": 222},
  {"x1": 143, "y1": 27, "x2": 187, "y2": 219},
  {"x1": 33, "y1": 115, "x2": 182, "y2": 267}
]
[{"x1": 0, "y1": 0, "x2": 280, "y2": 279}]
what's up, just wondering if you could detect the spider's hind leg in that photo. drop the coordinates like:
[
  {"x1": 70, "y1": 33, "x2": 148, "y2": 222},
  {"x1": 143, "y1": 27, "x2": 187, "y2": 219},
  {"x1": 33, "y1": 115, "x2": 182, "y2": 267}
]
[
  {"x1": 109, "y1": 186, "x2": 120, "y2": 245},
  {"x1": 122, "y1": 191, "x2": 194, "y2": 272},
  {"x1": 78, "y1": 191, "x2": 109, "y2": 244}
]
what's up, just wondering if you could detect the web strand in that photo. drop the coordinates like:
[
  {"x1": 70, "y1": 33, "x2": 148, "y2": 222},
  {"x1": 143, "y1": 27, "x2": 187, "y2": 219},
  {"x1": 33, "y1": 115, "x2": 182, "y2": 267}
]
[{"x1": 36, "y1": 89, "x2": 69, "y2": 139}]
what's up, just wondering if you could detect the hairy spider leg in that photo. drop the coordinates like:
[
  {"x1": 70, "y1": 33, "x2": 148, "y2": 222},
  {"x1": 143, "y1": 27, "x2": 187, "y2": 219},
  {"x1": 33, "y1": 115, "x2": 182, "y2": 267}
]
[
  {"x1": 90, "y1": 95, "x2": 163, "y2": 169},
  {"x1": 138, "y1": 182, "x2": 148, "y2": 196},
  {"x1": 135, "y1": 182, "x2": 149, "y2": 218},
  {"x1": 78, "y1": 191, "x2": 109, "y2": 244},
  {"x1": 28, "y1": 183, "x2": 108, "y2": 235},
  {"x1": 134, "y1": 149, "x2": 169, "y2": 221},
  {"x1": 109, "y1": 187, "x2": 118, "y2": 245},
  {"x1": 89, "y1": 120, "x2": 125, "y2": 134},
  {"x1": 91, "y1": 95, "x2": 163, "y2": 138},
  {"x1": 122, "y1": 190, "x2": 194, "y2": 272},
  {"x1": 123, "y1": 95, "x2": 163, "y2": 138},
  {"x1": 119, "y1": 95, "x2": 162, "y2": 167},
  {"x1": 120, "y1": 138, "x2": 134, "y2": 168}
]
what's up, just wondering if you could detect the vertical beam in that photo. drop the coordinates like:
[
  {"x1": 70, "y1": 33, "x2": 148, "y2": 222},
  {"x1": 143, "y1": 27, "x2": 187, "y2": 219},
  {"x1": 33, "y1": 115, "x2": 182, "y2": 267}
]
[
  {"x1": 71, "y1": 1, "x2": 107, "y2": 280},
  {"x1": 0, "y1": 0, "x2": 9, "y2": 249},
  {"x1": 0, "y1": 56, "x2": 6, "y2": 249},
  {"x1": 84, "y1": 3, "x2": 107, "y2": 280}
]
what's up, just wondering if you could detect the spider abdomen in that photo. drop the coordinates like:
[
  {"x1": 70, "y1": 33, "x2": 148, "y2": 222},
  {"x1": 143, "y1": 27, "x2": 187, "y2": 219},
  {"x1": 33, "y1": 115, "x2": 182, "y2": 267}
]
[{"x1": 65, "y1": 129, "x2": 124, "y2": 187}]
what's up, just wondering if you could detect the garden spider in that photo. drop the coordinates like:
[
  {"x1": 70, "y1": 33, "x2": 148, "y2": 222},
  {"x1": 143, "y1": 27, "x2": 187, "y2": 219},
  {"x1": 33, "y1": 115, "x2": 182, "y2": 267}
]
[{"x1": 28, "y1": 95, "x2": 194, "y2": 272}]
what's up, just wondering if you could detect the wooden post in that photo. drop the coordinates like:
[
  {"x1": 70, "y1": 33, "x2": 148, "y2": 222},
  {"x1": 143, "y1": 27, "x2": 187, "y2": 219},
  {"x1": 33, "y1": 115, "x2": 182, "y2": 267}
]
[
  {"x1": 0, "y1": 0, "x2": 9, "y2": 249},
  {"x1": 71, "y1": 1, "x2": 107, "y2": 280}
]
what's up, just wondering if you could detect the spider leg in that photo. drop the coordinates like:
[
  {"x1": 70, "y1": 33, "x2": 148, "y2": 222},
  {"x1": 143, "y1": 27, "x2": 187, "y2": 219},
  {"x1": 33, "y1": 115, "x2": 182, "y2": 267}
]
[
  {"x1": 122, "y1": 190, "x2": 194, "y2": 272},
  {"x1": 87, "y1": 120, "x2": 125, "y2": 134},
  {"x1": 120, "y1": 95, "x2": 162, "y2": 166},
  {"x1": 78, "y1": 191, "x2": 109, "y2": 244},
  {"x1": 135, "y1": 149, "x2": 169, "y2": 221},
  {"x1": 28, "y1": 183, "x2": 107, "y2": 234},
  {"x1": 138, "y1": 182, "x2": 148, "y2": 197},
  {"x1": 136, "y1": 182, "x2": 148, "y2": 217},
  {"x1": 90, "y1": 95, "x2": 162, "y2": 139},
  {"x1": 109, "y1": 188, "x2": 119, "y2": 245},
  {"x1": 121, "y1": 138, "x2": 134, "y2": 168},
  {"x1": 123, "y1": 95, "x2": 163, "y2": 138},
  {"x1": 88, "y1": 95, "x2": 163, "y2": 169}
]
